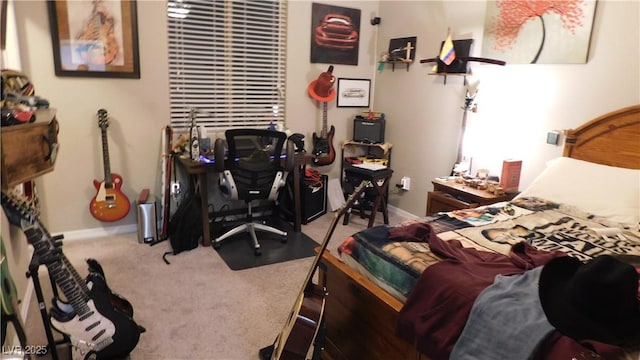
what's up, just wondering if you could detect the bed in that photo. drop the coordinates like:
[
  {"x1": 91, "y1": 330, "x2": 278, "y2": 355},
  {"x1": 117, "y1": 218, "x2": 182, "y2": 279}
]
[{"x1": 317, "y1": 104, "x2": 640, "y2": 360}]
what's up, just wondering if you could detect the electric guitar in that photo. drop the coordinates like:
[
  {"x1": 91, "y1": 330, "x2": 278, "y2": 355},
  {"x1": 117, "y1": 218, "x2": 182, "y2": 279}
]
[
  {"x1": 1, "y1": 236, "x2": 29, "y2": 351},
  {"x1": 1, "y1": 192, "x2": 142, "y2": 359},
  {"x1": 90, "y1": 109, "x2": 131, "y2": 222},
  {"x1": 268, "y1": 181, "x2": 369, "y2": 360},
  {"x1": 311, "y1": 101, "x2": 336, "y2": 166}
]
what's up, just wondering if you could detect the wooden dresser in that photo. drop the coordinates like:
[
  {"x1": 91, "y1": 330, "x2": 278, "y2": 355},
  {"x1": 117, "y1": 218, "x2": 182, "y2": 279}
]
[
  {"x1": 1, "y1": 108, "x2": 60, "y2": 189},
  {"x1": 426, "y1": 177, "x2": 517, "y2": 215}
]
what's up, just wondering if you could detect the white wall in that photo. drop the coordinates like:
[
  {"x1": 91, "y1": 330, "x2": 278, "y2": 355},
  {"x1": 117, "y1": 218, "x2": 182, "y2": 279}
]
[
  {"x1": 6, "y1": 0, "x2": 639, "y2": 231},
  {"x1": 375, "y1": 0, "x2": 640, "y2": 216}
]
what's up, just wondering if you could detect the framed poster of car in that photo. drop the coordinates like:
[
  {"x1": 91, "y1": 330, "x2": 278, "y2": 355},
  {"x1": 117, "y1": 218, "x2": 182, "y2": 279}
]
[
  {"x1": 337, "y1": 78, "x2": 370, "y2": 107},
  {"x1": 310, "y1": 3, "x2": 361, "y2": 66}
]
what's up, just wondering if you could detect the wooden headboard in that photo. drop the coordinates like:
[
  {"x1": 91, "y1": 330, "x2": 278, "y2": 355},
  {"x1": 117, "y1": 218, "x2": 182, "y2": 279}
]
[{"x1": 563, "y1": 104, "x2": 640, "y2": 169}]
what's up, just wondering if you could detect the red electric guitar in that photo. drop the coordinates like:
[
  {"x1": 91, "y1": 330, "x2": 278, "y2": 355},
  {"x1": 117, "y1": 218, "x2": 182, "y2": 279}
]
[{"x1": 90, "y1": 109, "x2": 130, "y2": 222}]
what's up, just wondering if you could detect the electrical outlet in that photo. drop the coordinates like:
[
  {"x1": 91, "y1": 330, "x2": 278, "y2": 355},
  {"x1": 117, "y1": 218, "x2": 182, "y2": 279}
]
[{"x1": 400, "y1": 176, "x2": 411, "y2": 190}]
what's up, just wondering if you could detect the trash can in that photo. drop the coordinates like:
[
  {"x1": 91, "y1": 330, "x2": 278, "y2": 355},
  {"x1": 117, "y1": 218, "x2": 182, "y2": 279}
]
[{"x1": 136, "y1": 189, "x2": 157, "y2": 244}]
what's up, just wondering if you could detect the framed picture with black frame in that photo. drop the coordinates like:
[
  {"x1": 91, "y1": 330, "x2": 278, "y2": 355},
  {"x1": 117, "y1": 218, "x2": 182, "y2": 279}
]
[
  {"x1": 47, "y1": 0, "x2": 140, "y2": 78},
  {"x1": 337, "y1": 78, "x2": 371, "y2": 108}
]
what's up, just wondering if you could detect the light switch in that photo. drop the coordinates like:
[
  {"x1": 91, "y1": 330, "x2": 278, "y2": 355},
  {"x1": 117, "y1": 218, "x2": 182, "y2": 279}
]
[{"x1": 546, "y1": 131, "x2": 560, "y2": 145}]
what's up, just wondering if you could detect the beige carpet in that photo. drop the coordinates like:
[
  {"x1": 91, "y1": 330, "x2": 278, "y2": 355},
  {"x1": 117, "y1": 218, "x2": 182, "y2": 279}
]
[{"x1": 20, "y1": 210, "x2": 407, "y2": 360}]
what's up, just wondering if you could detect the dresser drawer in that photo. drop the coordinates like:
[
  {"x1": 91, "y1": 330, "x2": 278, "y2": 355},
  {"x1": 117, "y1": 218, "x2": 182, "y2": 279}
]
[
  {"x1": 1, "y1": 109, "x2": 59, "y2": 188},
  {"x1": 426, "y1": 190, "x2": 479, "y2": 215}
]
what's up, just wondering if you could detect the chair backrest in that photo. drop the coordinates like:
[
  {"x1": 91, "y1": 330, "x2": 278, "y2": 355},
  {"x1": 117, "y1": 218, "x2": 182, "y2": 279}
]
[{"x1": 222, "y1": 129, "x2": 288, "y2": 202}]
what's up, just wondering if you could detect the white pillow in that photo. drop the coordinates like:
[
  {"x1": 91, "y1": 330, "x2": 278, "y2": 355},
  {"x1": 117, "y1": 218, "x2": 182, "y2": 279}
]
[{"x1": 515, "y1": 157, "x2": 640, "y2": 225}]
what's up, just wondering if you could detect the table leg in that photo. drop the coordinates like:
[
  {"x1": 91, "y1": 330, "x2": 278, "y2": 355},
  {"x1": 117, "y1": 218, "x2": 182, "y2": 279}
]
[
  {"x1": 199, "y1": 173, "x2": 211, "y2": 246},
  {"x1": 293, "y1": 164, "x2": 302, "y2": 232}
]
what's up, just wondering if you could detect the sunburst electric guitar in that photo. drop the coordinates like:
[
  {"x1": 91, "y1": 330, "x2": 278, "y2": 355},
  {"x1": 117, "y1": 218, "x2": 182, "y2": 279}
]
[
  {"x1": 267, "y1": 181, "x2": 369, "y2": 360},
  {"x1": 311, "y1": 101, "x2": 336, "y2": 166},
  {"x1": 90, "y1": 109, "x2": 130, "y2": 222},
  {"x1": 1, "y1": 192, "x2": 142, "y2": 360}
]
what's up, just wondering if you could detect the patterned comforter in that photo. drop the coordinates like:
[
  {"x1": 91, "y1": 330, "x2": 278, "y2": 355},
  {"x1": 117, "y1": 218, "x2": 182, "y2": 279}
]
[{"x1": 337, "y1": 197, "x2": 640, "y2": 301}]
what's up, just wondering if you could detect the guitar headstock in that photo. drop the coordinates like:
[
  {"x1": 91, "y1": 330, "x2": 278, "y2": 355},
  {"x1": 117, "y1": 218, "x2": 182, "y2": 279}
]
[
  {"x1": 97, "y1": 109, "x2": 109, "y2": 130},
  {"x1": 0, "y1": 191, "x2": 37, "y2": 227}
]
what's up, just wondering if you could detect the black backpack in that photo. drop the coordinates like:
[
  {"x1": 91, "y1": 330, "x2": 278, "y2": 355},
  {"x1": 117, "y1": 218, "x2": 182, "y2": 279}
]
[{"x1": 163, "y1": 192, "x2": 202, "y2": 264}]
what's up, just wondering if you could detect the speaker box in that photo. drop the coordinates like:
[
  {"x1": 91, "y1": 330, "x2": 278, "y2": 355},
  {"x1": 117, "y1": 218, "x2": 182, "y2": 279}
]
[
  {"x1": 353, "y1": 117, "x2": 385, "y2": 144},
  {"x1": 302, "y1": 174, "x2": 328, "y2": 224}
]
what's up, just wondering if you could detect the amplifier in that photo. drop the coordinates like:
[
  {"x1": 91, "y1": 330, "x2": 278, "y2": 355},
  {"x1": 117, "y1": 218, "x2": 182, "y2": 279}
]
[
  {"x1": 353, "y1": 117, "x2": 385, "y2": 144},
  {"x1": 302, "y1": 174, "x2": 328, "y2": 224}
]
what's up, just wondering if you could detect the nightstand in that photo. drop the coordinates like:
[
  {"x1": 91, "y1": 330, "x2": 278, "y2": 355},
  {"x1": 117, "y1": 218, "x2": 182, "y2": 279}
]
[{"x1": 426, "y1": 178, "x2": 518, "y2": 216}]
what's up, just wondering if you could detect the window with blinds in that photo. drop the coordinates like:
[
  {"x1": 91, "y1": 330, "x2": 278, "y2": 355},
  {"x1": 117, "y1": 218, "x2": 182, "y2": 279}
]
[{"x1": 167, "y1": 0, "x2": 287, "y2": 132}]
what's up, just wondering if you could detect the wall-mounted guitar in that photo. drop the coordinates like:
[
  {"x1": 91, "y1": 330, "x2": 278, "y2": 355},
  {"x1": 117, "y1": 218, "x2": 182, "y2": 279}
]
[
  {"x1": 1, "y1": 192, "x2": 142, "y2": 359},
  {"x1": 309, "y1": 66, "x2": 336, "y2": 166},
  {"x1": 90, "y1": 109, "x2": 131, "y2": 222}
]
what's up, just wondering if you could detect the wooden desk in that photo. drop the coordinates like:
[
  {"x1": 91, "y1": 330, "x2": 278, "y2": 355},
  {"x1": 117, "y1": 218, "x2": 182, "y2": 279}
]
[{"x1": 178, "y1": 153, "x2": 312, "y2": 246}]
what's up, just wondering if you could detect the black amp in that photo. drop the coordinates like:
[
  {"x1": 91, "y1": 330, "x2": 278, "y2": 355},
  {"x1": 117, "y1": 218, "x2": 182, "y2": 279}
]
[{"x1": 353, "y1": 117, "x2": 385, "y2": 144}]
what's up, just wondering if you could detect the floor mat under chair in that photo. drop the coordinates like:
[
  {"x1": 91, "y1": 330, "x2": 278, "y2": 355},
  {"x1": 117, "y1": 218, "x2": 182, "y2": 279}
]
[{"x1": 212, "y1": 217, "x2": 318, "y2": 270}]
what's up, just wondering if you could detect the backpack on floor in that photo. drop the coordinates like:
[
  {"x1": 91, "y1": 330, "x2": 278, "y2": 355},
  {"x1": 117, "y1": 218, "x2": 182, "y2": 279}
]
[{"x1": 163, "y1": 192, "x2": 202, "y2": 264}]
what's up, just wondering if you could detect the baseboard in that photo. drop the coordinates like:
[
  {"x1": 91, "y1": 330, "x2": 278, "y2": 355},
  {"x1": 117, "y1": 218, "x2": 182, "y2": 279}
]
[
  {"x1": 387, "y1": 205, "x2": 419, "y2": 221},
  {"x1": 60, "y1": 224, "x2": 138, "y2": 241}
]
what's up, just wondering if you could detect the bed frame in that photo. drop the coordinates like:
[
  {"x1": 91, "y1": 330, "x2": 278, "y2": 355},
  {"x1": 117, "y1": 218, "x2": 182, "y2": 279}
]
[{"x1": 317, "y1": 104, "x2": 640, "y2": 360}]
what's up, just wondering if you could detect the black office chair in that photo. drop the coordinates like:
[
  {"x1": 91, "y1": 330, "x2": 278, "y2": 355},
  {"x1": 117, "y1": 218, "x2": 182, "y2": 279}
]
[{"x1": 212, "y1": 129, "x2": 294, "y2": 255}]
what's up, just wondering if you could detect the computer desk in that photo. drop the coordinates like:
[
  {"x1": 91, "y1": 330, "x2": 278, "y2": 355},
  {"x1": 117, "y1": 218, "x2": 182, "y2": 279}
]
[{"x1": 177, "y1": 153, "x2": 312, "y2": 247}]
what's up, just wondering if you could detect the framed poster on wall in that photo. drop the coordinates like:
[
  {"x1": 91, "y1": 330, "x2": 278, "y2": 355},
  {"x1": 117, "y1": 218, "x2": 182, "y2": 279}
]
[
  {"x1": 337, "y1": 78, "x2": 370, "y2": 108},
  {"x1": 47, "y1": 0, "x2": 140, "y2": 78},
  {"x1": 310, "y1": 3, "x2": 361, "y2": 66}
]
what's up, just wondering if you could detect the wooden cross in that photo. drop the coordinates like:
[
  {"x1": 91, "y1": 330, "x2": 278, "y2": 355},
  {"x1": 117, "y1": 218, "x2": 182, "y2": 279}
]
[{"x1": 405, "y1": 42, "x2": 414, "y2": 61}]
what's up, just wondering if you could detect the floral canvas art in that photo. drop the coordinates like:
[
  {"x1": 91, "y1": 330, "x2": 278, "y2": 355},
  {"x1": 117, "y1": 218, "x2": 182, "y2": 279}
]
[{"x1": 481, "y1": 0, "x2": 597, "y2": 64}]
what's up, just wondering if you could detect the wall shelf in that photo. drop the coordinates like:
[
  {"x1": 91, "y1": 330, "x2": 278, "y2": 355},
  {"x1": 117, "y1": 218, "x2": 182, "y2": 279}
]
[
  {"x1": 428, "y1": 71, "x2": 470, "y2": 85},
  {"x1": 379, "y1": 60, "x2": 412, "y2": 72}
]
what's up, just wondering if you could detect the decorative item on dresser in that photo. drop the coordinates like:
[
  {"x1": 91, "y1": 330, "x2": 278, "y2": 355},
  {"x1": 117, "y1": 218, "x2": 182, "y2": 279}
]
[
  {"x1": 317, "y1": 104, "x2": 640, "y2": 360},
  {"x1": 90, "y1": 109, "x2": 131, "y2": 222}
]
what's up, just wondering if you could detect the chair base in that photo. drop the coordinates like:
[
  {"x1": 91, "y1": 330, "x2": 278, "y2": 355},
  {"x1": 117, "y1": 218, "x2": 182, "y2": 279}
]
[{"x1": 213, "y1": 221, "x2": 288, "y2": 256}]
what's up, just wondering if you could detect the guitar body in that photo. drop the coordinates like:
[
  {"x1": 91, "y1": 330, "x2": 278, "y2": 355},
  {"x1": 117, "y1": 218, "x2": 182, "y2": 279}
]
[
  {"x1": 86, "y1": 258, "x2": 135, "y2": 318},
  {"x1": 270, "y1": 183, "x2": 369, "y2": 360},
  {"x1": 90, "y1": 174, "x2": 130, "y2": 222},
  {"x1": 312, "y1": 125, "x2": 335, "y2": 166},
  {"x1": 50, "y1": 273, "x2": 140, "y2": 360},
  {"x1": 272, "y1": 284, "x2": 325, "y2": 360}
]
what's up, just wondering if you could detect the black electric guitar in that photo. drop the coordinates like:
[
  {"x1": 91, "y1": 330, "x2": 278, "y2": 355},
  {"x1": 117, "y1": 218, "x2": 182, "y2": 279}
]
[
  {"x1": 311, "y1": 101, "x2": 336, "y2": 166},
  {"x1": 267, "y1": 181, "x2": 369, "y2": 359},
  {"x1": 1, "y1": 192, "x2": 141, "y2": 360}
]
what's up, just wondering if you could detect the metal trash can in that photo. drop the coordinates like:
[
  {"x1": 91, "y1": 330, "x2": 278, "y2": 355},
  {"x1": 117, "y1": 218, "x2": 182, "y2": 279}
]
[{"x1": 136, "y1": 189, "x2": 157, "y2": 243}]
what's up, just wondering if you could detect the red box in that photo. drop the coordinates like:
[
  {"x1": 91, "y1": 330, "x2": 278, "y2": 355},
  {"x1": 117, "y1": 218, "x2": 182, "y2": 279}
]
[{"x1": 500, "y1": 160, "x2": 522, "y2": 193}]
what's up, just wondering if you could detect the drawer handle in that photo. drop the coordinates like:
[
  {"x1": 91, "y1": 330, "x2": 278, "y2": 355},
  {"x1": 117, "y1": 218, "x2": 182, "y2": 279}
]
[{"x1": 42, "y1": 135, "x2": 58, "y2": 164}]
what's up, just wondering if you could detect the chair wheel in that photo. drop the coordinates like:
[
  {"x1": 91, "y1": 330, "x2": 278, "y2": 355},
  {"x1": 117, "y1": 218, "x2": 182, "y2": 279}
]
[{"x1": 254, "y1": 248, "x2": 262, "y2": 256}]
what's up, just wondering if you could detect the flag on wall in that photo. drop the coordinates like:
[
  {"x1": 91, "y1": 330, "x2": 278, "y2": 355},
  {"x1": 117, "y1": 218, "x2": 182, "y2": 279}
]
[{"x1": 439, "y1": 31, "x2": 456, "y2": 66}]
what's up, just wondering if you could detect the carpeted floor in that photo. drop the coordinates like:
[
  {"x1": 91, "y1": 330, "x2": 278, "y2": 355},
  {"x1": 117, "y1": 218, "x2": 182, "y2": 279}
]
[{"x1": 15, "y1": 209, "x2": 407, "y2": 360}]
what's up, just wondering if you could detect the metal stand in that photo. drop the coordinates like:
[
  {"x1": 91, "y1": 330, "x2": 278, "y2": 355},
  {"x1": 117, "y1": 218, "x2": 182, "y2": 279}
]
[{"x1": 26, "y1": 234, "x2": 71, "y2": 360}]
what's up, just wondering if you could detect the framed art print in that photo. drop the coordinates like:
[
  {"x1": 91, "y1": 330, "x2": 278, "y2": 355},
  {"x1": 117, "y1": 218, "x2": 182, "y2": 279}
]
[
  {"x1": 48, "y1": 0, "x2": 140, "y2": 78},
  {"x1": 337, "y1": 78, "x2": 370, "y2": 108}
]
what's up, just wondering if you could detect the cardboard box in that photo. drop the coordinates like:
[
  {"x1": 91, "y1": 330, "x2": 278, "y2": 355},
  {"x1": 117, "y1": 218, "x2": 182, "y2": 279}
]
[{"x1": 500, "y1": 160, "x2": 522, "y2": 193}]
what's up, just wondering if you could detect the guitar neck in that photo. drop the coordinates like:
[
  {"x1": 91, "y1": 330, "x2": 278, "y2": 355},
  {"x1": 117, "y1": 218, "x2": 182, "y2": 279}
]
[
  {"x1": 322, "y1": 102, "x2": 328, "y2": 138},
  {"x1": 101, "y1": 127, "x2": 112, "y2": 186},
  {"x1": 297, "y1": 181, "x2": 368, "y2": 295},
  {"x1": 22, "y1": 221, "x2": 91, "y2": 316}
]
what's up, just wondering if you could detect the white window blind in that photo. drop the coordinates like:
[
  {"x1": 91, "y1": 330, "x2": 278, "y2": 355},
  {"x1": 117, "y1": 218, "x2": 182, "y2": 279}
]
[{"x1": 167, "y1": 0, "x2": 287, "y2": 132}]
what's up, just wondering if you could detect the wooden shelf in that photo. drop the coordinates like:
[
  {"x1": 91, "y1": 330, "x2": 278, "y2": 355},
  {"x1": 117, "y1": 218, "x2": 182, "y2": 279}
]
[
  {"x1": 428, "y1": 71, "x2": 471, "y2": 85},
  {"x1": 380, "y1": 60, "x2": 413, "y2": 72}
]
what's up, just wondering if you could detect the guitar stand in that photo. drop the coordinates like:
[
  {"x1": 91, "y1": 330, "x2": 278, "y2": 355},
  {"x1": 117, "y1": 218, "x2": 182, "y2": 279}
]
[{"x1": 26, "y1": 234, "x2": 71, "y2": 360}]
